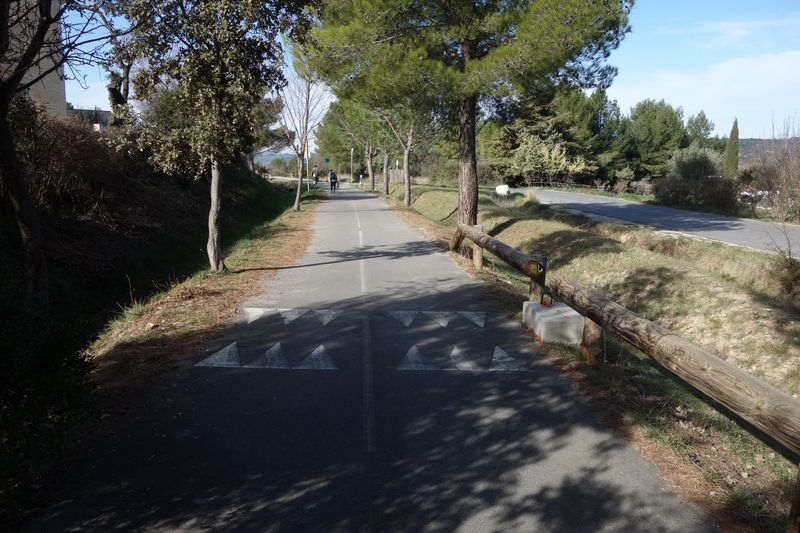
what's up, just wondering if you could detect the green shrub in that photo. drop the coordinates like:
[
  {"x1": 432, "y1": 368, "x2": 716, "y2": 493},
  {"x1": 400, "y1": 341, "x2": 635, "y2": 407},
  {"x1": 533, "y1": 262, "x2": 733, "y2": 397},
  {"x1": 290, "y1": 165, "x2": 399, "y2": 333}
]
[
  {"x1": 654, "y1": 175, "x2": 738, "y2": 212},
  {"x1": 699, "y1": 176, "x2": 738, "y2": 211},
  {"x1": 771, "y1": 253, "x2": 800, "y2": 304},
  {"x1": 655, "y1": 144, "x2": 737, "y2": 211},
  {"x1": 653, "y1": 175, "x2": 694, "y2": 205},
  {"x1": 9, "y1": 96, "x2": 151, "y2": 216},
  {"x1": 667, "y1": 144, "x2": 722, "y2": 181},
  {"x1": 425, "y1": 159, "x2": 502, "y2": 186},
  {"x1": 427, "y1": 159, "x2": 459, "y2": 185}
]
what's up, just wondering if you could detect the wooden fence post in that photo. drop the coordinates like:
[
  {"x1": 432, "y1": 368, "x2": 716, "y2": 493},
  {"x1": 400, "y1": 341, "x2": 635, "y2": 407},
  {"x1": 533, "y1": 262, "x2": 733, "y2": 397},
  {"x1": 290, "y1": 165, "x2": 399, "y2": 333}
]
[
  {"x1": 580, "y1": 317, "x2": 603, "y2": 365},
  {"x1": 449, "y1": 226, "x2": 465, "y2": 252},
  {"x1": 788, "y1": 465, "x2": 800, "y2": 533},
  {"x1": 473, "y1": 225, "x2": 483, "y2": 270}
]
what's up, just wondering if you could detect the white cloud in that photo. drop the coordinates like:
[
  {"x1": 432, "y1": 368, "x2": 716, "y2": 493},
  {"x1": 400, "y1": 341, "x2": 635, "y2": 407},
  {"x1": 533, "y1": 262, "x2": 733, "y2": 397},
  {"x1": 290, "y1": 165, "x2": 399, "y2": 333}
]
[
  {"x1": 656, "y1": 13, "x2": 800, "y2": 48},
  {"x1": 701, "y1": 14, "x2": 800, "y2": 47},
  {"x1": 607, "y1": 51, "x2": 800, "y2": 138}
]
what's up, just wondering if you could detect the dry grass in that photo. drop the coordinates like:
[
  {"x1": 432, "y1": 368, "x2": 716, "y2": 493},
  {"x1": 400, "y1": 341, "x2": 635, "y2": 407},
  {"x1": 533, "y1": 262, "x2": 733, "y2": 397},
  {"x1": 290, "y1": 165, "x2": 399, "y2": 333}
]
[
  {"x1": 87, "y1": 196, "x2": 320, "y2": 415},
  {"x1": 476, "y1": 203, "x2": 800, "y2": 395},
  {"x1": 379, "y1": 185, "x2": 800, "y2": 532}
]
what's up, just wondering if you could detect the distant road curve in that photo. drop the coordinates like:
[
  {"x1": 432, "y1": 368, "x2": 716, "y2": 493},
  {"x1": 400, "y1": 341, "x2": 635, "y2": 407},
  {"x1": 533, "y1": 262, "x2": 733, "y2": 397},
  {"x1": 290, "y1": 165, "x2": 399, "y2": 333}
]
[{"x1": 510, "y1": 187, "x2": 800, "y2": 257}]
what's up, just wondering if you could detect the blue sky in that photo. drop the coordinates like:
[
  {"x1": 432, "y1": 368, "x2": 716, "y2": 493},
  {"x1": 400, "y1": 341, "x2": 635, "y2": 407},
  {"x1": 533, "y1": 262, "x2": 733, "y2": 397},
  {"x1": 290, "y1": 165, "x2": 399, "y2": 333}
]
[
  {"x1": 66, "y1": 1, "x2": 800, "y2": 139},
  {"x1": 605, "y1": 0, "x2": 800, "y2": 138}
]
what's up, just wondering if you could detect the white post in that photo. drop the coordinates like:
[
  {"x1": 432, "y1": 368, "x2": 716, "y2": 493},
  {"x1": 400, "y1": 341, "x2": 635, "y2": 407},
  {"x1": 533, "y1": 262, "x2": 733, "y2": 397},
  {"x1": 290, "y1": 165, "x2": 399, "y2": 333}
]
[{"x1": 350, "y1": 147, "x2": 354, "y2": 184}]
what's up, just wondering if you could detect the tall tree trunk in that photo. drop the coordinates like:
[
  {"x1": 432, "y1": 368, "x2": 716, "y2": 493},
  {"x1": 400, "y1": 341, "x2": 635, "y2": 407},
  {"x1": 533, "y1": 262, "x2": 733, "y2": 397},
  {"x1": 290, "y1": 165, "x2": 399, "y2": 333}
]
[
  {"x1": 382, "y1": 150, "x2": 389, "y2": 195},
  {"x1": 0, "y1": 108, "x2": 49, "y2": 307},
  {"x1": 293, "y1": 153, "x2": 304, "y2": 211},
  {"x1": 207, "y1": 156, "x2": 226, "y2": 272},
  {"x1": 402, "y1": 153, "x2": 411, "y2": 206},
  {"x1": 458, "y1": 94, "x2": 478, "y2": 225},
  {"x1": 403, "y1": 126, "x2": 414, "y2": 206},
  {"x1": 365, "y1": 142, "x2": 375, "y2": 191}
]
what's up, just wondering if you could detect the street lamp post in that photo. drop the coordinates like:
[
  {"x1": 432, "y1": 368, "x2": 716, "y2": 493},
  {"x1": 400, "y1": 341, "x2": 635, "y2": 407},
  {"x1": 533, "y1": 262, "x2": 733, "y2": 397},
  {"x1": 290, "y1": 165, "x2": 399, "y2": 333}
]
[{"x1": 350, "y1": 147, "x2": 354, "y2": 184}]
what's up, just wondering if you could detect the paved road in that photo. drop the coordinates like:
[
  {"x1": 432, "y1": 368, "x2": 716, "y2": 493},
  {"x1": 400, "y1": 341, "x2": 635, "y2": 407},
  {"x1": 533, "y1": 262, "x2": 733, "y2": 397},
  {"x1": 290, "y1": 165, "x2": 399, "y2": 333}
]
[
  {"x1": 32, "y1": 188, "x2": 714, "y2": 531},
  {"x1": 517, "y1": 188, "x2": 800, "y2": 256}
]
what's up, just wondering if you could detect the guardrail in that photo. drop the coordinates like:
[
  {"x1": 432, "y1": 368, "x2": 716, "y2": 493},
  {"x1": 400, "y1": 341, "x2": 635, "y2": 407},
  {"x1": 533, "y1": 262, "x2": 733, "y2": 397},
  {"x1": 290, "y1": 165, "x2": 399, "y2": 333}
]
[{"x1": 450, "y1": 222, "x2": 800, "y2": 531}]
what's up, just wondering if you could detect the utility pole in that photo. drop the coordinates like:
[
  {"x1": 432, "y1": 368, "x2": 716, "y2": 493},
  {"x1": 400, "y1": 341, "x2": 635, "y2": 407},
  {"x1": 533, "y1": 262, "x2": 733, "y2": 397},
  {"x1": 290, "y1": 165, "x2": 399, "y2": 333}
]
[{"x1": 350, "y1": 147, "x2": 354, "y2": 183}]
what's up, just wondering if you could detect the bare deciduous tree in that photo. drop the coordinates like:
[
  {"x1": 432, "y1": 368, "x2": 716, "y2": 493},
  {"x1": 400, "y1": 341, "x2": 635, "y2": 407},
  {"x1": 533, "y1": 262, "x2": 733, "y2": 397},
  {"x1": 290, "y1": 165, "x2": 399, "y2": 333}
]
[{"x1": 279, "y1": 51, "x2": 327, "y2": 210}]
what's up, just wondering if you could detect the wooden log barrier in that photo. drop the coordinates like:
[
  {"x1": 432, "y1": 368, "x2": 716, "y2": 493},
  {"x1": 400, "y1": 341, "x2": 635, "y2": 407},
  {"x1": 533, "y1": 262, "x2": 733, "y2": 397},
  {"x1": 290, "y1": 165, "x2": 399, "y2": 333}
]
[
  {"x1": 547, "y1": 273, "x2": 800, "y2": 456},
  {"x1": 450, "y1": 223, "x2": 800, "y2": 457},
  {"x1": 453, "y1": 223, "x2": 546, "y2": 277}
]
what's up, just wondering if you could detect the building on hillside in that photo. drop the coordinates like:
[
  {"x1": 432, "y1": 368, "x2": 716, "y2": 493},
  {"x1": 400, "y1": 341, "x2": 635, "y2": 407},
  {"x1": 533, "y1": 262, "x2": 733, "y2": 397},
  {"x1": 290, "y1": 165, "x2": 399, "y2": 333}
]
[
  {"x1": 68, "y1": 108, "x2": 112, "y2": 129},
  {"x1": 22, "y1": 55, "x2": 66, "y2": 117},
  {"x1": 6, "y1": 0, "x2": 67, "y2": 116}
]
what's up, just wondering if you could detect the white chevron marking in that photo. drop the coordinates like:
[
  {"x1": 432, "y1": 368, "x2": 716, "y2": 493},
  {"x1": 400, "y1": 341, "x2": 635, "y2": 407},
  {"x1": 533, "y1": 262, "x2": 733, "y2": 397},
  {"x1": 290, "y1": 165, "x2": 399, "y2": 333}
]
[
  {"x1": 296, "y1": 345, "x2": 336, "y2": 370},
  {"x1": 197, "y1": 342, "x2": 240, "y2": 367}
]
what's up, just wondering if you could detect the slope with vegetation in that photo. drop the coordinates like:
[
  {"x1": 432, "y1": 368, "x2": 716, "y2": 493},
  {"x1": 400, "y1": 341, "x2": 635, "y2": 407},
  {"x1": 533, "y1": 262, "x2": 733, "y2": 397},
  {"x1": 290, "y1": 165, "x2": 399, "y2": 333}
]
[
  {"x1": 0, "y1": 101, "x2": 318, "y2": 525},
  {"x1": 379, "y1": 183, "x2": 800, "y2": 532}
]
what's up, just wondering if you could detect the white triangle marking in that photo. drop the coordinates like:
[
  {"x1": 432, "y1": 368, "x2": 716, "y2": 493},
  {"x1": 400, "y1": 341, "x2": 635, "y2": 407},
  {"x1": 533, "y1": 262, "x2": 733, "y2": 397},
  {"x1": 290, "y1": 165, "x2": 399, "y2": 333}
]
[
  {"x1": 423, "y1": 311, "x2": 456, "y2": 328},
  {"x1": 296, "y1": 345, "x2": 336, "y2": 370},
  {"x1": 449, "y1": 345, "x2": 479, "y2": 371},
  {"x1": 489, "y1": 346, "x2": 522, "y2": 371},
  {"x1": 245, "y1": 343, "x2": 289, "y2": 369},
  {"x1": 389, "y1": 311, "x2": 417, "y2": 328},
  {"x1": 398, "y1": 345, "x2": 437, "y2": 370},
  {"x1": 280, "y1": 309, "x2": 308, "y2": 325},
  {"x1": 242, "y1": 307, "x2": 268, "y2": 324},
  {"x1": 460, "y1": 311, "x2": 486, "y2": 328},
  {"x1": 314, "y1": 309, "x2": 341, "y2": 326},
  {"x1": 197, "y1": 342, "x2": 240, "y2": 367}
]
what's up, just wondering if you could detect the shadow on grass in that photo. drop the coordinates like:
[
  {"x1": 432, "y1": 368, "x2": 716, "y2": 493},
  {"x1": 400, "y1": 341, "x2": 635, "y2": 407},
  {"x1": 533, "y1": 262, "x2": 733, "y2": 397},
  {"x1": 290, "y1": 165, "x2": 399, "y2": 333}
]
[
  {"x1": 0, "y1": 172, "x2": 309, "y2": 527},
  {"x1": 518, "y1": 230, "x2": 625, "y2": 271},
  {"x1": 603, "y1": 267, "x2": 687, "y2": 317}
]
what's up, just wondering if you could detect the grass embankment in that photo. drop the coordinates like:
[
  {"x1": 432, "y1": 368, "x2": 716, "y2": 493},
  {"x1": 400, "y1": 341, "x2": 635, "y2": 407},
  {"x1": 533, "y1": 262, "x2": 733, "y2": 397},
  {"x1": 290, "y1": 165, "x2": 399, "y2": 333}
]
[
  {"x1": 1, "y1": 166, "x2": 321, "y2": 526},
  {"x1": 382, "y1": 183, "x2": 800, "y2": 532}
]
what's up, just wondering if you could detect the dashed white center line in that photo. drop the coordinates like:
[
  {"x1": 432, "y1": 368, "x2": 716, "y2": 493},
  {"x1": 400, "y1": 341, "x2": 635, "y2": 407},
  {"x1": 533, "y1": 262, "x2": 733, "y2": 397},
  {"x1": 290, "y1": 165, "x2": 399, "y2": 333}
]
[
  {"x1": 354, "y1": 203, "x2": 367, "y2": 294},
  {"x1": 362, "y1": 316, "x2": 376, "y2": 453}
]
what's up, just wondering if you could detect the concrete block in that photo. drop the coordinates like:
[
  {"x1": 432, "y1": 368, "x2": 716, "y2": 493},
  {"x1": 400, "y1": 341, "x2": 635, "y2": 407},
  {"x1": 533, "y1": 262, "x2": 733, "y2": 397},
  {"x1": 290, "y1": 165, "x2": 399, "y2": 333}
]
[{"x1": 522, "y1": 301, "x2": 584, "y2": 346}]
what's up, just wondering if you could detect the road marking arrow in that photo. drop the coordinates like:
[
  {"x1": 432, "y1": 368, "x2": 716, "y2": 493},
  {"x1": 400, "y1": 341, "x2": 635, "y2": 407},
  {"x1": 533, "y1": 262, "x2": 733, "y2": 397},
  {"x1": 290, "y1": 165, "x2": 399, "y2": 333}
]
[
  {"x1": 488, "y1": 346, "x2": 522, "y2": 371},
  {"x1": 196, "y1": 342, "x2": 240, "y2": 367},
  {"x1": 389, "y1": 311, "x2": 417, "y2": 327},
  {"x1": 459, "y1": 311, "x2": 486, "y2": 328},
  {"x1": 423, "y1": 311, "x2": 456, "y2": 328},
  {"x1": 245, "y1": 343, "x2": 289, "y2": 369},
  {"x1": 296, "y1": 345, "x2": 336, "y2": 370},
  {"x1": 314, "y1": 309, "x2": 342, "y2": 326},
  {"x1": 449, "y1": 345, "x2": 479, "y2": 371},
  {"x1": 397, "y1": 345, "x2": 437, "y2": 370},
  {"x1": 280, "y1": 309, "x2": 308, "y2": 325}
]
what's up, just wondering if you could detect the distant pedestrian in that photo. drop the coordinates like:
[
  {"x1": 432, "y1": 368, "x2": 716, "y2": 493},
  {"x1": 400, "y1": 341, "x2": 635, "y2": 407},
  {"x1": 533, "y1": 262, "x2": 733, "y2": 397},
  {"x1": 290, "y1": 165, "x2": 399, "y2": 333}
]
[
  {"x1": 329, "y1": 170, "x2": 338, "y2": 192},
  {"x1": 312, "y1": 165, "x2": 319, "y2": 184}
]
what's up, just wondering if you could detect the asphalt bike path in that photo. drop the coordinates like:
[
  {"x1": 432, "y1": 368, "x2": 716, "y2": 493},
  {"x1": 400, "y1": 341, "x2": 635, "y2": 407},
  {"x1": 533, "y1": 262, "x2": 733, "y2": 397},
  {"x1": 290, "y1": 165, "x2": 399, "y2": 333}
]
[
  {"x1": 32, "y1": 187, "x2": 715, "y2": 531},
  {"x1": 519, "y1": 187, "x2": 800, "y2": 256}
]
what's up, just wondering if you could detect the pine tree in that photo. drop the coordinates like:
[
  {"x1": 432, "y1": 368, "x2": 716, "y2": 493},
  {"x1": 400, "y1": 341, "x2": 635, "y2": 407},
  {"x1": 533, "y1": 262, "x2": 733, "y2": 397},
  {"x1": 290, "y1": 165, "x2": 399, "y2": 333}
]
[
  {"x1": 309, "y1": 1, "x2": 632, "y2": 225},
  {"x1": 723, "y1": 119, "x2": 739, "y2": 178}
]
